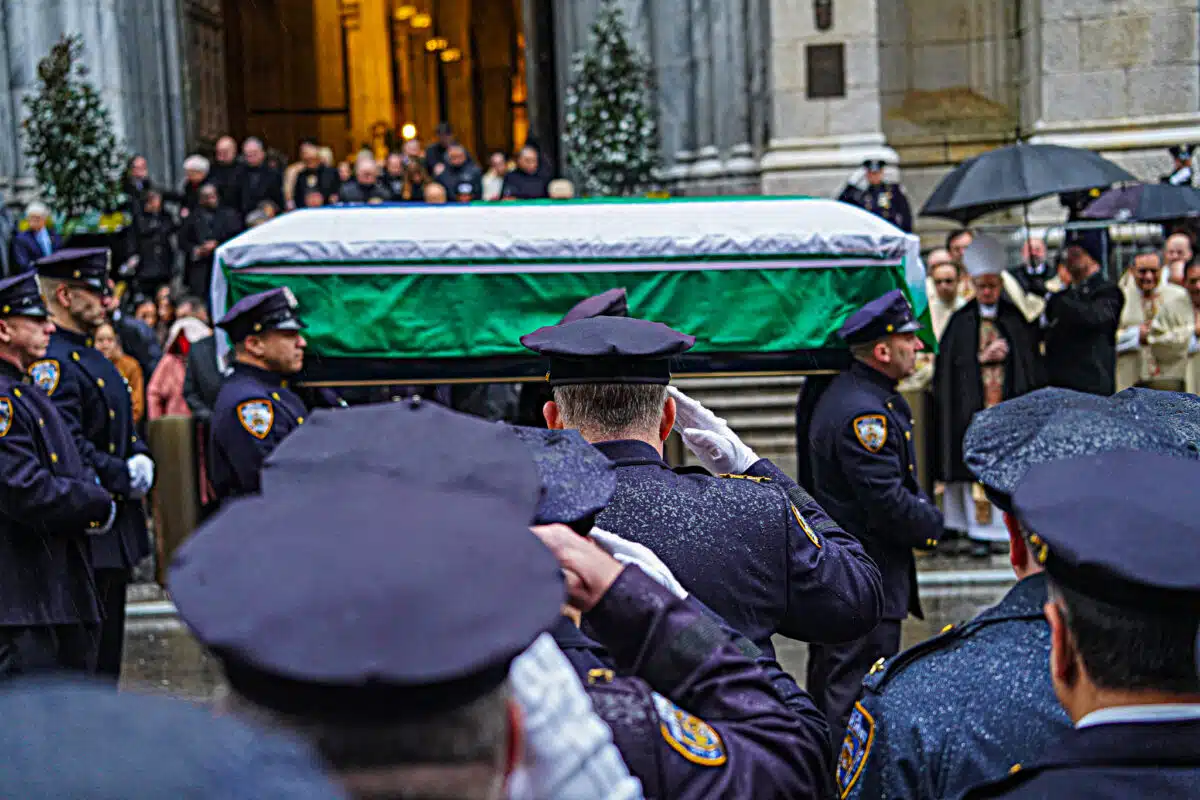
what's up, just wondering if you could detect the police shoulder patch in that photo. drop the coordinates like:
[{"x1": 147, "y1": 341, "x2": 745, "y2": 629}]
[
  {"x1": 30, "y1": 359, "x2": 61, "y2": 395},
  {"x1": 791, "y1": 503, "x2": 822, "y2": 548},
  {"x1": 651, "y1": 692, "x2": 726, "y2": 766},
  {"x1": 837, "y1": 702, "x2": 876, "y2": 798},
  {"x1": 852, "y1": 414, "x2": 888, "y2": 453},
  {"x1": 0, "y1": 397, "x2": 11, "y2": 437},
  {"x1": 237, "y1": 399, "x2": 274, "y2": 440}
]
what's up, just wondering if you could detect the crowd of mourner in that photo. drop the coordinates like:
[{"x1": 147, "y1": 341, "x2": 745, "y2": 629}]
[{"x1": 0, "y1": 134, "x2": 1196, "y2": 799}]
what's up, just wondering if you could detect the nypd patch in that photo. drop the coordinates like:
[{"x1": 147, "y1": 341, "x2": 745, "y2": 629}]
[
  {"x1": 651, "y1": 692, "x2": 726, "y2": 766},
  {"x1": 237, "y1": 400, "x2": 275, "y2": 440},
  {"x1": 791, "y1": 504, "x2": 822, "y2": 548},
  {"x1": 853, "y1": 414, "x2": 888, "y2": 453},
  {"x1": 30, "y1": 359, "x2": 60, "y2": 396},
  {"x1": 0, "y1": 398, "x2": 11, "y2": 438},
  {"x1": 837, "y1": 702, "x2": 875, "y2": 797}
]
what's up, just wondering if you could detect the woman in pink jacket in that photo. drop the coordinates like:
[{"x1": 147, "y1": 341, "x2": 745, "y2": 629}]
[{"x1": 148, "y1": 316, "x2": 212, "y2": 419}]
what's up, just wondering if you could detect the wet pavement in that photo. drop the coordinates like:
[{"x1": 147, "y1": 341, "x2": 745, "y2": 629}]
[{"x1": 119, "y1": 552, "x2": 1015, "y2": 699}]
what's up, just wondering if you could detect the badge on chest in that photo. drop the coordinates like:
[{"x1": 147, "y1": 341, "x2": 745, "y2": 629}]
[
  {"x1": 30, "y1": 360, "x2": 60, "y2": 395},
  {"x1": 237, "y1": 400, "x2": 275, "y2": 439}
]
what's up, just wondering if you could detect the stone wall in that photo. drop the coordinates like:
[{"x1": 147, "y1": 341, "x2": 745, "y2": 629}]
[{"x1": 0, "y1": 0, "x2": 187, "y2": 205}]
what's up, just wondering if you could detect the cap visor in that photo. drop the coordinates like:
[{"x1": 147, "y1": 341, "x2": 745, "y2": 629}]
[
  {"x1": 896, "y1": 320, "x2": 923, "y2": 334},
  {"x1": 275, "y1": 318, "x2": 307, "y2": 331}
]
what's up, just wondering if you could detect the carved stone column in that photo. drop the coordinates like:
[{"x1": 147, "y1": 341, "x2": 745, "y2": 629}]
[{"x1": 340, "y1": 0, "x2": 396, "y2": 153}]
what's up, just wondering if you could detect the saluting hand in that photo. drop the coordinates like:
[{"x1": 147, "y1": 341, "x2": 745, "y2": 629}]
[
  {"x1": 530, "y1": 524, "x2": 624, "y2": 612},
  {"x1": 668, "y1": 386, "x2": 759, "y2": 474}
]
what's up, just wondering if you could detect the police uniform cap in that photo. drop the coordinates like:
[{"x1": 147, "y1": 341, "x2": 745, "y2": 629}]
[
  {"x1": 0, "y1": 273, "x2": 49, "y2": 318},
  {"x1": 263, "y1": 399, "x2": 542, "y2": 513},
  {"x1": 961, "y1": 232, "x2": 1008, "y2": 278},
  {"x1": 560, "y1": 287, "x2": 629, "y2": 324},
  {"x1": 0, "y1": 678, "x2": 342, "y2": 798},
  {"x1": 520, "y1": 316, "x2": 696, "y2": 386},
  {"x1": 217, "y1": 287, "x2": 307, "y2": 343},
  {"x1": 507, "y1": 425, "x2": 617, "y2": 528},
  {"x1": 964, "y1": 387, "x2": 1200, "y2": 513},
  {"x1": 837, "y1": 288, "x2": 922, "y2": 345},
  {"x1": 862, "y1": 159, "x2": 886, "y2": 171},
  {"x1": 1014, "y1": 450, "x2": 1200, "y2": 613},
  {"x1": 170, "y1": 475, "x2": 564, "y2": 722},
  {"x1": 1169, "y1": 144, "x2": 1193, "y2": 159},
  {"x1": 34, "y1": 247, "x2": 111, "y2": 296},
  {"x1": 1063, "y1": 229, "x2": 1105, "y2": 265}
]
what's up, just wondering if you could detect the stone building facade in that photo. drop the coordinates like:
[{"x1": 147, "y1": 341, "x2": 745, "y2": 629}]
[{"x1": 558, "y1": 0, "x2": 1200, "y2": 233}]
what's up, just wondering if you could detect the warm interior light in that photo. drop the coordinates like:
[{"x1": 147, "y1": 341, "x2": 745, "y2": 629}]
[
  {"x1": 411, "y1": 12, "x2": 432, "y2": 28},
  {"x1": 394, "y1": 4, "x2": 417, "y2": 20},
  {"x1": 425, "y1": 37, "x2": 449, "y2": 52},
  {"x1": 440, "y1": 48, "x2": 462, "y2": 63},
  {"x1": 401, "y1": 123, "x2": 418, "y2": 140}
]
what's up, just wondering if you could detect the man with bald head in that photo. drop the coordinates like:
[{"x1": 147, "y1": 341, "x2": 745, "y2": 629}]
[
  {"x1": 1165, "y1": 232, "x2": 1194, "y2": 287},
  {"x1": 235, "y1": 137, "x2": 284, "y2": 216},
  {"x1": 208, "y1": 135, "x2": 241, "y2": 209}
]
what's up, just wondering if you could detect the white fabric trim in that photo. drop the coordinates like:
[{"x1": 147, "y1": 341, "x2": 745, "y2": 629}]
[{"x1": 1077, "y1": 704, "x2": 1200, "y2": 729}]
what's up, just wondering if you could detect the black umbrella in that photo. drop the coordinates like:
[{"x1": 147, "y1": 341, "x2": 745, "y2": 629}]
[
  {"x1": 920, "y1": 143, "x2": 1136, "y2": 223},
  {"x1": 1082, "y1": 183, "x2": 1200, "y2": 222}
]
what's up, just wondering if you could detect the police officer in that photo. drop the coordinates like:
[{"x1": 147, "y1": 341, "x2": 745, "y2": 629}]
[
  {"x1": 963, "y1": 450, "x2": 1200, "y2": 798},
  {"x1": 838, "y1": 386, "x2": 1200, "y2": 798},
  {"x1": 209, "y1": 287, "x2": 309, "y2": 500},
  {"x1": 1161, "y1": 144, "x2": 1194, "y2": 186},
  {"x1": 802, "y1": 289, "x2": 943, "y2": 744},
  {"x1": 0, "y1": 273, "x2": 115, "y2": 677},
  {"x1": 33, "y1": 249, "x2": 154, "y2": 682},
  {"x1": 838, "y1": 159, "x2": 913, "y2": 233},
  {"x1": 510, "y1": 422, "x2": 835, "y2": 798},
  {"x1": 519, "y1": 315, "x2": 884, "y2": 658}
]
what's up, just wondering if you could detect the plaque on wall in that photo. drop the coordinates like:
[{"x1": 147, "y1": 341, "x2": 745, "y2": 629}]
[{"x1": 806, "y1": 43, "x2": 845, "y2": 100}]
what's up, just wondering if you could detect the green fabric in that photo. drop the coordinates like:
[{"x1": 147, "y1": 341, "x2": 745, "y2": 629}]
[{"x1": 224, "y1": 264, "x2": 913, "y2": 360}]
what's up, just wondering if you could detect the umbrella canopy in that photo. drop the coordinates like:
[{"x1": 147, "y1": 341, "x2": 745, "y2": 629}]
[
  {"x1": 1082, "y1": 182, "x2": 1200, "y2": 222},
  {"x1": 920, "y1": 143, "x2": 1136, "y2": 223}
]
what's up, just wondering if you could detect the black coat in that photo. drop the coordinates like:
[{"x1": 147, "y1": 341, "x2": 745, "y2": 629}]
[
  {"x1": 0, "y1": 360, "x2": 109, "y2": 626},
  {"x1": 501, "y1": 169, "x2": 550, "y2": 200},
  {"x1": 234, "y1": 164, "x2": 284, "y2": 215},
  {"x1": 338, "y1": 180, "x2": 392, "y2": 205},
  {"x1": 207, "y1": 162, "x2": 241, "y2": 210},
  {"x1": 933, "y1": 297, "x2": 1044, "y2": 483},
  {"x1": 132, "y1": 210, "x2": 177, "y2": 288},
  {"x1": 183, "y1": 336, "x2": 225, "y2": 421},
  {"x1": 1043, "y1": 272, "x2": 1124, "y2": 396}
]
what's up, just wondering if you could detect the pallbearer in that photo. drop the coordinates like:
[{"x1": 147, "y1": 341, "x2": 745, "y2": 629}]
[{"x1": 209, "y1": 288, "x2": 309, "y2": 500}]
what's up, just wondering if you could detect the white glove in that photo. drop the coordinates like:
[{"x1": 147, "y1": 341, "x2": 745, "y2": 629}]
[
  {"x1": 90, "y1": 501, "x2": 117, "y2": 536},
  {"x1": 126, "y1": 454, "x2": 155, "y2": 499},
  {"x1": 590, "y1": 527, "x2": 688, "y2": 599},
  {"x1": 508, "y1": 634, "x2": 642, "y2": 800},
  {"x1": 668, "y1": 386, "x2": 758, "y2": 474}
]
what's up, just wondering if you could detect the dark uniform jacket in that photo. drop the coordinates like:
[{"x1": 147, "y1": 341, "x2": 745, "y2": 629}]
[
  {"x1": 1043, "y1": 272, "x2": 1124, "y2": 396},
  {"x1": 593, "y1": 441, "x2": 883, "y2": 658},
  {"x1": 0, "y1": 360, "x2": 109, "y2": 626},
  {"x1": 807, "y1": 360, "x2": 943, "y2": 621},
  {"x1": 210, "y1": 363, "x2": 307, "y2": 499},
  {"x1": 34, "y1": 328, "x2": 151, "y2": 572},
  {"x1": 840, "y1": 573, "x2": 1071, "y2": 800},
  {"x1": 574, "y1": 566, "x2": 834, "y2": 799},
  {"x1": 962, "y1": 717, "x2": 1200, "y2": 799},
  {"x1": 1007, "y1": 264, "x2": 1054, "y2": 298},
  {"x1": 838, "y1": 183, "x2": 913, "y2": 233},
  {"x1": 933, "y1": 298, "x2": 1045, "y2": 483}
]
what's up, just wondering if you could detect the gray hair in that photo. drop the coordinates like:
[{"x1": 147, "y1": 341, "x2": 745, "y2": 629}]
[
  {"x1": 183, "y1": 154, "x2": 210, "y2": 173},
  {"x1": 552, "y1": 383, "x2": 668, "y2": 440},
  {"x1": 25, "y1": 201, "x2": 49, "y2": 218},
  {"x1": 215, "y1": 681, "x2": 512, "y2": 799}
]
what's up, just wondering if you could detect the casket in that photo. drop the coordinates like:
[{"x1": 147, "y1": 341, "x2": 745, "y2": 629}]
[{"x1": 212, "y1": 197, "x2": 928, "y2": 385}]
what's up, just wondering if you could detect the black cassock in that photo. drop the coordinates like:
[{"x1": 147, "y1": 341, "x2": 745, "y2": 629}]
[{"x1": 932, "y1": 296, "x2": 1044, "y2": 483}]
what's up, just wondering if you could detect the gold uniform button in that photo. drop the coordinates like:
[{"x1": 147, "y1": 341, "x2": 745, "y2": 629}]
[
  {"x1": 297, "y1": 416, "x2": 305, "y2": 424},
  {"x1": 108, "y1": 444, "x2": 116, "y2": 454},
  {"x1": 97, "y1": 378, "x2": 105, "y2": 388},
  {"x1": 50, "y1": 453, "x2": 58, "y2": 463},
  {"x1": 131, "y1": 436, "x2": 137, "y2": 443},
  {"x1": 37, "y1": 418, "x2": 45, "y2": 427},
  {"x1": 886, "y1": 402, "x2": 894, "y2": 410},
  {"x1": 868, "y1": 657, "x2": 886, "y2": 675},
  {"x1": 71, "y1": 352, "x2": 81, "y2": 361},
  {"x1": 12, "y1": 388, "x2": 20, "y2": 398},
  {"x1": 271, "y1": 392, "x2": 281, "y2": 401},
  {"x1": 86, "y1": 338, "x2": 93, "y2": 347},
  {"x1": 108, "y1": 410, "x2": 115, "y2": 419},
  {"x1": 1009, "y1": 764, "x2": 1022, "y2": 775},
  {"x1": 942, "y1": 623, "x2": 954, "y2": 633},
  {"x1": 905, "y1": 431, "x2": 911, "y2": 441}
]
